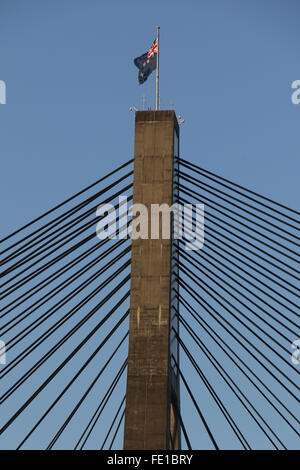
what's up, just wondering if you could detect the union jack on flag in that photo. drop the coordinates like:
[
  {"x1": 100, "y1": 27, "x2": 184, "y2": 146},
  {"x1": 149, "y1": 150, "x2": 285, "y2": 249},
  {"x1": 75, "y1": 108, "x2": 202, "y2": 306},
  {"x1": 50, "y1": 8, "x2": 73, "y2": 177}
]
[{"x1": 134, "y1": 38, "x2": 158, "y2": 85}]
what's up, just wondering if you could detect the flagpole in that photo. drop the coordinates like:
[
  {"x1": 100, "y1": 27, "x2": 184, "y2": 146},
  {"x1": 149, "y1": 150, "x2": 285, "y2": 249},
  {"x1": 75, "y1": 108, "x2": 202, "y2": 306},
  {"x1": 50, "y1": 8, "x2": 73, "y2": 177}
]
[{"x1": 156, "y1": 25, "x2": 160, "y2": 111}]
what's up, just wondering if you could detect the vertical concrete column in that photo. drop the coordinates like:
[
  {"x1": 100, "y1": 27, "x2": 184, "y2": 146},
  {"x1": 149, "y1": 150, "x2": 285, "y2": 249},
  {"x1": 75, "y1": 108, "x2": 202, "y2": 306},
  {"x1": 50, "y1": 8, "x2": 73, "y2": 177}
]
[{"x1": 124, "y1": 111, "x2": 180, "y2": 450}]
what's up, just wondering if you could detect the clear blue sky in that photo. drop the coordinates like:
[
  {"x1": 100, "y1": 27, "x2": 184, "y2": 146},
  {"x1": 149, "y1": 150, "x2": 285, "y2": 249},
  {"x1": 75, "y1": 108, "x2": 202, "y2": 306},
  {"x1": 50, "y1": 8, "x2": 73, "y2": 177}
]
[
  {"x1": 0, "y1": 0, "x2": 299, "y2": 450},
  {"x1": 1, "y1": 0, "x2": 299, "y2": 235}
]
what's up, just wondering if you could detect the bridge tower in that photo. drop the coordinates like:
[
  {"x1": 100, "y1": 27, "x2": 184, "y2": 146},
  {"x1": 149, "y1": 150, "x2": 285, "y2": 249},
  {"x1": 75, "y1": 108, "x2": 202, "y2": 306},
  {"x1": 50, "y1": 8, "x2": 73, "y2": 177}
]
[{"x1": 124, "y1": 110, "x2": 181, "y2": 450}]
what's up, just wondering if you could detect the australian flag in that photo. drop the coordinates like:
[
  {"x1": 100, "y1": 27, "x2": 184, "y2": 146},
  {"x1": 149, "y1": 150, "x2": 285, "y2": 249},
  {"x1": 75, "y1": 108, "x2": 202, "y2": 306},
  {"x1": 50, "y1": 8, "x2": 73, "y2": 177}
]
[{"x1": 134, "y1": 38, "x2": 158, "y2": 84}]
